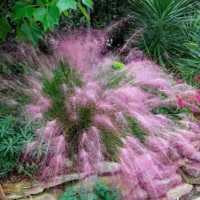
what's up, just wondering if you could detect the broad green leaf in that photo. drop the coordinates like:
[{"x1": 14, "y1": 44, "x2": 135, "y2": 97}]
[
  {"x1": 77, "y1": 2, "x2": 90, "y2": 21},
  {"x1": 26, "y1": 0, "x2": 34, "y2": 4},
  {"x1": 20, "y1": 22, "x2": 43, "y2": 44},
  {"x1": 33, "y1": 7, "x2": 46, "y2": 21},
  {"x1": 82, "y1": 0, "x2": 93, "y2": 8},
  {"x1": 37, "y1": 0, "x2": 45, "y2": 6},
  {"x1": 37, "y1": 0, "x2": 49, "y2": 6},
  {"x1": 0, "y1": 17, "x2": 11, "y2": 39},
  {"x1": 56, "y1": 0, "x2": 77, "y2": 13},
  {"x1": 33, "y1": 6, "x2": 60, "y2": 30},
  {"x1": 63, "y1": 10, "x2": 69, "y2": 17},
  {"x1": 12, "y1": 2, "x2": 35, "y2": 19},
  {"x1": 16, "y1": 24, "x2": 27, "y2": 41}
]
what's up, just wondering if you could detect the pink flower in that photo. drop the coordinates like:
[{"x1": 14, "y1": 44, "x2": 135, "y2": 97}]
[
  {"x1": 177, "y1": 79, "x2": 183, "y2": 84},
  {"x1": 192, "y1": 107, "x2": 199, "y2": 113},
  {"x1": 196, "y1": 95, "x2": 200, "y2": 103},
  {"x1": 195, "y1": 75, "x2": 200, "y2": 82},
  {"x1": 177, "y1": 97, "x2": 185, "y2": 108}
]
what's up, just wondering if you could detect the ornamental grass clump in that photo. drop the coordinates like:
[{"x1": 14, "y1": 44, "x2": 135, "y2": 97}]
[{"x1": 4, "y1": 31, "x2": 200, "y2": 199}]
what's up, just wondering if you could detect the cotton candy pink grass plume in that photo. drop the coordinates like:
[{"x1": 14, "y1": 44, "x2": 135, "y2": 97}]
[
  {"x1": 40, "y1": 135, "x2": 67, "y2": 179},
  {"x1": 59, "y1": 30, "x2": 107, "y2": 75},
  {"x1": 127, "y1": 61, "x2": 171, "y2": 89},
  {"x1": 78, "y1": 127, "x2": 104, "y2": 173},
  {"x1": 23, "y1": 121, "x2": 67, "y2": 179},
  {"x1": 36, "y1": 120, "x2": 61, "y2": 142},
  {"x1": 120, "y1": 136, "x2": 182, "y2": 199},
  {"x1": 24, "y1": 78, "x2": 51, "y2": 120}
]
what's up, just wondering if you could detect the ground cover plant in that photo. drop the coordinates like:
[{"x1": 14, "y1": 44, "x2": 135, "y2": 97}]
[
  {"x1": 0, "y1": 115, "x2": 36, "y2": 178},
  {"x1": 60, "y1": 181, "x2": 122, "y2": 200}
]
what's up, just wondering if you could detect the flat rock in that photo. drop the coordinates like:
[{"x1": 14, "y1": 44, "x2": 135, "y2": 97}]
[
  {"x1": 20, "y1": 189, "x2": 63, "y2": 200},
  {"x1": 2, "y1": 173, "x2": 86, "y2": 199},
  {"x1": 167, "y1": 184, "x2": 193, "y2": 200},
  {"x1": 179, "y1": 169, "x2": 200, "y2": 185},
  {"x1": 182, "y1": 163, "x2": 200, "y2": 178},
  {"x1": 95, "y1": 161, "x2": 121, "y2": 175},
  {"x1": 127, "y1": 186, "x2": 148, "y2": 200}
]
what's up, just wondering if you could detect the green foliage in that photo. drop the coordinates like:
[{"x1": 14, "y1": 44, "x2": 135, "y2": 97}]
[
  {"x1": 152, "y1": 106, "x2": 189, "y2": 120},
  {"x1": 141, "y1": 86, "x2": 168, "y2": 100},
  {"x1": 98, "y1": 65, "x2": 133, "y2": 89},
  {"x1": 91, "y1": 0, "x2": 128, "y2": 28},
  {"x1": 0, "y1": 115, "x2": 35, "y2": 178},
  {"x1": 112, "y1": 62, "x2": 124, "y2": 70},
  {"x1": 42, "y1": 61, "x2": 83, "y2": 123},
  {"x1": 0, "y1": 62, "x2": 28, "y2": 75},
  {"x1": 177, "y1": 14, "x2": 200, "y2": 86},
  {"x1": 127, "y1": 117, "x2": 148, "y2": 142},
  {"x1": 0, "y1": 78, "x2": 31, "y2": 117},
  {"x1": 60, "y1": 181, "x2": 122, "y2": 200},
  {"x1": 129, "y1": 0, "x2": 196, "y2": 66},
  {"x1": 0, "y1": 17, "x2": 11, "y2": 39},
  {"x1": 0, "y1": 0, "x2": 93, "y2": 43},
  {"x1": 100, "y1": 128, "x2": 122, "y2": 161}
]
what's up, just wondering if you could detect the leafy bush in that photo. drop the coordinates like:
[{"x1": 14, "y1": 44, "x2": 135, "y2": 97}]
[
  {"x1": 0, "y1": 115, "x2": 35, "y2": 178},
  {"x1": 0, "y1": 0, "x2": 93, "y2": 44},
  {"x1": 129, "y1": 0, "x2": 195, "y2": 66},
  {"x1": 0, "y1": 61, "x2": 28, "y2": 75},
  {"x1": 60, "y1": 181, "x2": 122, "y2": 200},
  {"x1": 177, "y1": 14, "x2": 200, "y2": 86}
]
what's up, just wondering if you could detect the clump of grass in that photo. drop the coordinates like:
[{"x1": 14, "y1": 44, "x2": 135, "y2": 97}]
[
  {"x1": 127, "y1": 117, "x2": 148, "y2": 142},
  {"x1": 97, "y1": 66, "x2": 133, "y2": 89},
  {"x1": 100, "y1": 128, "x2": 123, "y2": 161},
  {"x1": 40, "y1": 61, "x2": 124, "y2": 162},
  {"x1": 42, "y1": 61, "x2": 83, "y2": 123},
  {"x1": 141, "y1": 86, "x2": 168, "y2": 100}
]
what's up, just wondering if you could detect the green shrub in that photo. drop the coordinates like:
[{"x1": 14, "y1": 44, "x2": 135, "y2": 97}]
[
  {"x1": 0, "y1": 115, "x2": 35, "y2": 178},
  {"x1": 0, "y1": 62, "x2": 28, "y2": 75},
  {"x1": 60, "y1": 181, "x2": 122, "y2": 200},
  {"x1": 177, "y1": 14, "x2": 200, "y2": 86},
  {"x1": 129, "y1": 0, "x2": 196, "y2": 66},
  {"x1": 152, "y1": 106, "x2": 189, "y2": 120}
]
